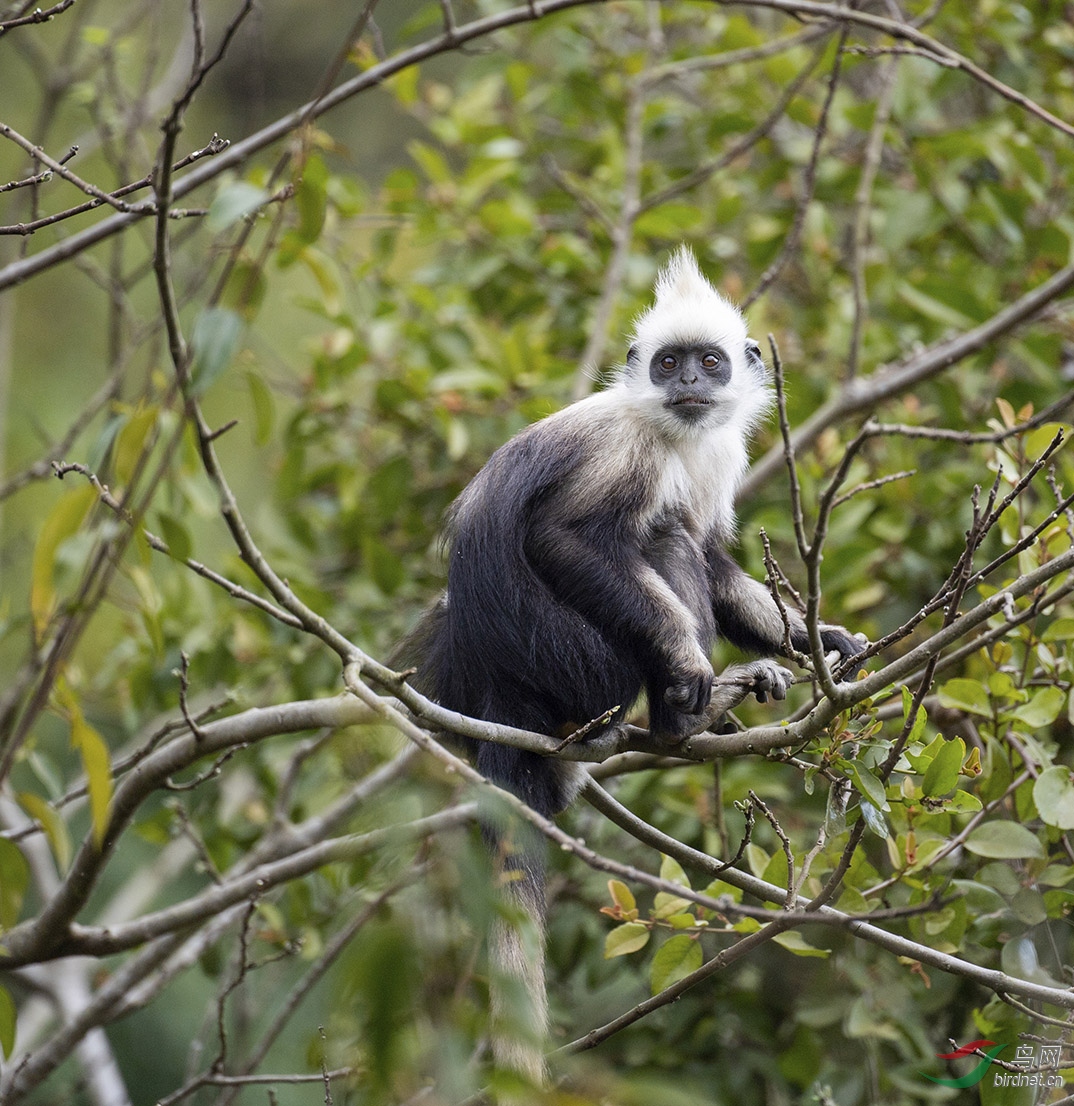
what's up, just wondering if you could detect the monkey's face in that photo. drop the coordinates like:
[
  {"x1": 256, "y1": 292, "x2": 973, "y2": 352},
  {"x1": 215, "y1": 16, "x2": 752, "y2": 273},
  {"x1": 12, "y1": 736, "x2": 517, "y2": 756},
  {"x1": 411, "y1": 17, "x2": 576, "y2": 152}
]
[
  {"x1": 649, "y1": 343, "x2": 732, "y2": 422},
  {"x1": 628, "y1": 336, "x2": 768, "y2": 431},
  {"x1": 622, "y1": 248, "x2": 772, "y2": 438}
]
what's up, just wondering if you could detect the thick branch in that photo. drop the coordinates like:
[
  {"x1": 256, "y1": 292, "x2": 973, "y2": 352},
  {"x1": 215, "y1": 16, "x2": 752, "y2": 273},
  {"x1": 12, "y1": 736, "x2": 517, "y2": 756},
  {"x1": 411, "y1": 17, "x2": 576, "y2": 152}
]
[{"x1": 56, "y1": 807, "x2": 473, "y2": 960}]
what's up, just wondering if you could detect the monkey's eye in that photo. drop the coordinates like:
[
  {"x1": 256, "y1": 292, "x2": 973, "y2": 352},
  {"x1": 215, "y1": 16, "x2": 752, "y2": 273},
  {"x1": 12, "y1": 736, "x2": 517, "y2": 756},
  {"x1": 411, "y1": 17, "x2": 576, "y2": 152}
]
[
  {"x1": 660, "y1": 354, "x2": 678, "y2": 372},
  {"x1": 701, "y1": 352, "x2": 721, "y2": 370}
]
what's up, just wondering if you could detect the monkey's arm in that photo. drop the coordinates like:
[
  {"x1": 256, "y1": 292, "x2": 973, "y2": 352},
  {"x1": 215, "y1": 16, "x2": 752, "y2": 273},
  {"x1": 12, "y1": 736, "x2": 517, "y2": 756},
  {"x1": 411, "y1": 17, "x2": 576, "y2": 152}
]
[
  {"x1": 526, "y1": 514, "x2": 714, "y2": 714},
  {"x1": 706, "y1": 546, "x2": 861, "y2": 662}
]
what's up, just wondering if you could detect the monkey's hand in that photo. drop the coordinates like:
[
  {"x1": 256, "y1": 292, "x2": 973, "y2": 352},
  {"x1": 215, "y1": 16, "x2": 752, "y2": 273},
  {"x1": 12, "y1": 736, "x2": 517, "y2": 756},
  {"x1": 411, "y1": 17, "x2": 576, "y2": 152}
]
[
  {"x1": 663, "y1": 652, "x2": 715, "y2": 716},
  {"x1": 744, "y1": 659, "x2": 795, "y2": 704},
  {"x1": 706, "y1": 659, "x2": 795, "y2": 717},
  {"x1": 819, "y1": 625, "x2": 868, "y2": 665}
]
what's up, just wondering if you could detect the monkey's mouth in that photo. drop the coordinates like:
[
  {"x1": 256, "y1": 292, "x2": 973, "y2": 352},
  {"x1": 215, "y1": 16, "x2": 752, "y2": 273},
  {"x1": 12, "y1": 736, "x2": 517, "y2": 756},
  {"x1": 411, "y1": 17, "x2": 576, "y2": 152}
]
[{"x1": 670, "y1": 396, "x2": 713, "y2": 408}]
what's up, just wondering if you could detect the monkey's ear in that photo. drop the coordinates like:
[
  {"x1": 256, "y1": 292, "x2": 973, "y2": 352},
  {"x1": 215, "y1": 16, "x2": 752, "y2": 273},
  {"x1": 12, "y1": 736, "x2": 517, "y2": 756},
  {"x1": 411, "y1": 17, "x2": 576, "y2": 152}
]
[
  {"x1": 626, "y1": 344, "x2": 639, "y2": 366},
  {"x1": 745, "y1": 340, "x2": 766, "y2": 375}
]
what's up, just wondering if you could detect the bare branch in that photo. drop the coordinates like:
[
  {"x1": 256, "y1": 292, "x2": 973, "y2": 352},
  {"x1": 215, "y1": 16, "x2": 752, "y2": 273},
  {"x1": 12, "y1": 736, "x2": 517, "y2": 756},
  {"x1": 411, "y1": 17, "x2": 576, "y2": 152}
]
[
  {"x1": 742, "y1": 25, "x2": 847, "y2": 309},
  {"x1": 0, "y1": 122, "x2": 134, "y2": 213},
  {"x1": 0, "y1": 135, "x2": 228, "y2": 237},
  {"x1": 0, "y1": 0, "x2": 76, "y2": 37},
  {"x1": 847, "y1": 55, "x2": 899, "y2": 377},
  {"x1": 743, "y1": 260, "x2": 1074, "y2": 496},
  {"x1": 51, "y1": 460, "x2": 304, "y2": 629},
  {"x1": 722, "y1": 0, "x2": 1074, "y2": 140}
]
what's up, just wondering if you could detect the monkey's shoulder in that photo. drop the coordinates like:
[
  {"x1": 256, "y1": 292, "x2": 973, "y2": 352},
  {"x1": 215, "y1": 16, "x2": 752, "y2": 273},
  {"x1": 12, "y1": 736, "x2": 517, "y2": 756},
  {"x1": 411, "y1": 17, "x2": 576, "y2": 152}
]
[{"x1": 462, "y1": 393, "x2": 618, "y2": 497}]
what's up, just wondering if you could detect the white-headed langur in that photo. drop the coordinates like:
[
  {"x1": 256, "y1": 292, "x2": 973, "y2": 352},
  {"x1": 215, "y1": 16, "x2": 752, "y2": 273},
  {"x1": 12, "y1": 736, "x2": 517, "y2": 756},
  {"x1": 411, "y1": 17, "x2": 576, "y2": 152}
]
[{"x1": 399, "y1": 247, "x2": 861, "y2": 1083}]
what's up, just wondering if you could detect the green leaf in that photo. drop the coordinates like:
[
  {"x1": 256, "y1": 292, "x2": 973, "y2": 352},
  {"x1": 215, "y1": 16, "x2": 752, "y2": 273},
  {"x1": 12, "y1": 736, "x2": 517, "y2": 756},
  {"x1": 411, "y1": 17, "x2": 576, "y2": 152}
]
[
  {"x1": 0, "y1": 838, "x2": 29, "y2": 930},
  {"x1": 844, "y1": 760, "x2": 889, "y2": 811},
  {"x1": 245, "y1": 371, "x2": 275, "y2": 445},
  {"x1": 432, "y1": 367, "x2": 505, "y2": 395},
  {"x1": 607, "y1": 879, "x2": 636, "y2": 915},
  {"x1": 219, "y1": 259, "x2": 268, "y2": 319},
  {"x1": 0, "y1": 983, "x2": 15, "y2": 1060},
  {"x1": 653, "y1": 892, "x2": 692, "y2": 919},
  {"x1": 942, "y1": 790, "x2": 983, "y2": 814},
  {"x1": 408, "y1": 141, "x2": 452, "y2": 184},
  {"x1": 156, "y1": 512, "x2": 192, "y2": 564},
  {"x1": 191, "y1": 307, "x2": 244, "y2": 396},
  {"x1": 1010, "y1": 888, "x2": 1048, "y2": 926},
  {"x1": 859, "y1": 799, "x2": 889, "y2": 838},
  {"x1": 778, "y1": 1023, "x2": 822, "y2": 1088},
  {"x1": 964, "y1": 821, "x2": 1044, "y2": 859},
  {"x1": 667, "y1": 913, "x2": 699, "y2": 929},
  {"x1": 937, "y1": 678, "x2": 992, "y2": 716},
  {"x1": 17, "y1": 792, "x2": 71, "y2": 872},
  {"x1": 906, "y1": 702, "x2": 928, "y2": 746},
  {"x1": 905, "y1": 731, "x2": 942, "y2": 773},
  {"x1": 1024, "y1": 424, "x2": 1068, "y2": 461},
  {"x1": 772, "y1": 931, "x2": 831, "y2": 958},
  {"x1": 634, "y1": 201, "x2": 702, "y2": 238},
  {"x1": 1041, "y1": 618, "x2": 1074, "y2": 642},
  {"x1": 1033, "y1": 767, "x2": 1074, "y2": 830},
  {"x1": 386, "y1": 65, "x2": 420, "y2": 106},
  {"x1": 113, "y1": 404, "x2": 159, "y2": 486},
  {"x1": 298, "y1": 247, "x2": 342, "y2": 315},
  {"x1": 74, "y1": 718, "x2": 112, "y2": 849},
  {"x1": 897, "y1": 280, "x2": 975, "y2": 329},
  {"x1": 604, "y1": 922, "x2": 650, "y2": 958},
  {"x1": 650, "y1": 934, "x2": 702, "y2": 994},
  {"x1": 58, "y1": 684, "x2": 113, "y2": 850},
  {"x1": 659, "y1": 854, "x2": 691, "y2": 889},
  {"x1": 208, "y1": 181, "x2": 270, "y2": 233},
  {"x1": 922, "y1": 737, "x2": 965, "y2": 797},
  {"x1": 30, "y1": 485, "x2": 97, "y2": 634},
  {"x1": 294, "y1": 153, "x2": 329, "y2": 245},
  {"x1": 1013, "y1": 687, "x2": 1066, "y2": 728},
  {"x1": 1000, "y1": 933, "x2": 1064, "y2": 987},
  {"x1": 700, "y1": 878, "x2": 741, "y2": 903}
]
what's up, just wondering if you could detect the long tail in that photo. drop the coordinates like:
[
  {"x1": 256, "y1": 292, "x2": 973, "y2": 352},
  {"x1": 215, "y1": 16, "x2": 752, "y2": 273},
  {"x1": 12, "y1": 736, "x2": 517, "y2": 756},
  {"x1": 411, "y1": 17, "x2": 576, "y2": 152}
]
[
  {"x1": 395, "y1": 605, "x2": 577, "y2": 1084},
  {"x1": 488, "y1": 855, "x2": 549, "y2": 1085},
  {"x1": 480, "y1": 744, "x2": 580, "y2": 1087}
]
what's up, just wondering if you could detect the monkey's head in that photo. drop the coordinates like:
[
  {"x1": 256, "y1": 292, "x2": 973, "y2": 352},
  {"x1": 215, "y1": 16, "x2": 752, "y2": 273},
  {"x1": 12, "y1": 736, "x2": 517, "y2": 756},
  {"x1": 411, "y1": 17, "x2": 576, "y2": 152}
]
[{"x1": 622, "y1": 247, "x2": 771, "y2": 437}]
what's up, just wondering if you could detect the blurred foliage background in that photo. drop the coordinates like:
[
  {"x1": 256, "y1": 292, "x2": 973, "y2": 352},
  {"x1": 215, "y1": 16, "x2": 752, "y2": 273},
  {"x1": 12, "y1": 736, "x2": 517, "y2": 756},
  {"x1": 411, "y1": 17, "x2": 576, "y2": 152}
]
[{"x1": 1, "y1": 1, "x2": 1074, "y2": 1104}]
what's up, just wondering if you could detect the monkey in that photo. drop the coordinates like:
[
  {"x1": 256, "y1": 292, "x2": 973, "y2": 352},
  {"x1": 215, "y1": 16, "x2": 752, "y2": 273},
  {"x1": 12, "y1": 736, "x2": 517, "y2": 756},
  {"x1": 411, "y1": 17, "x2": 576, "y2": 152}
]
[{"x1": 399, "y1": 246, "x2": 861, "y2": 1082}]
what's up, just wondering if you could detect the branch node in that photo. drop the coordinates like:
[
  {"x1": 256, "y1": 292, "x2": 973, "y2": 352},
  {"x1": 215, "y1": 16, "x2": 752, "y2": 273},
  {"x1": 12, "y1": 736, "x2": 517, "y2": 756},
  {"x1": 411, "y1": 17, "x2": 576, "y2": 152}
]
[{"x1": 206, "y1": 419, "x2": 239, "y2": 443}]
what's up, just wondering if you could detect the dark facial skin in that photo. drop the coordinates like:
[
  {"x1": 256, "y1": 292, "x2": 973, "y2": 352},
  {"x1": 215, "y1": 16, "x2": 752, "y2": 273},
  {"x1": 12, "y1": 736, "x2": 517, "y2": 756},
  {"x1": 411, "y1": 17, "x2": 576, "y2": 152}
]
[{"x1": 648, "y1": 343, "x2": 732, "y2": 420}]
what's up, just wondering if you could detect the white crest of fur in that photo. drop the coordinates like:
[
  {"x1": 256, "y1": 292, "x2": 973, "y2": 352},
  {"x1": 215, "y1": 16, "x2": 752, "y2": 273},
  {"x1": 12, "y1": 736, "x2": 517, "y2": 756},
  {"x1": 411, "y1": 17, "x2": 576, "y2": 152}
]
[
  {"x1": 638, "y1": 244, "x2": 746, "y2": 354},
  {"x1": 613, "y1": 245, "x2": 772, "y2": 444}
]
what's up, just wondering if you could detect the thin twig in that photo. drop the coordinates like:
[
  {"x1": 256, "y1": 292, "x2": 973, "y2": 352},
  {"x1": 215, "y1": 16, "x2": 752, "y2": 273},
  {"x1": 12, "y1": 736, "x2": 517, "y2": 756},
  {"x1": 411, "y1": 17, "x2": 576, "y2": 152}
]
[
  {"x1": 0, "y1": 0, "x2": 75, "y2": 34},
  {"x1": 743, "y1": 25, "x2": 848, "y2": 309},
  {"x1": 847, "y1": 55, "x2": 899, "y2": 377},
  {"x1": 748, "y1": 791, "x2": 796, "y2": 908},
  {"x1": 51, "y1": 461, "x2": 304, "y2": 629}
]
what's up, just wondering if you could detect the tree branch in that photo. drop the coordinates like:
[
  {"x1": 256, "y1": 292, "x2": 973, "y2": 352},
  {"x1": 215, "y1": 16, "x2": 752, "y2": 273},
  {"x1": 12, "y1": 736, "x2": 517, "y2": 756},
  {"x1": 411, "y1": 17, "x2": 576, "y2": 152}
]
[{"x1": 742, "y1": 259, "x2": 1074, "y2": 496}]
